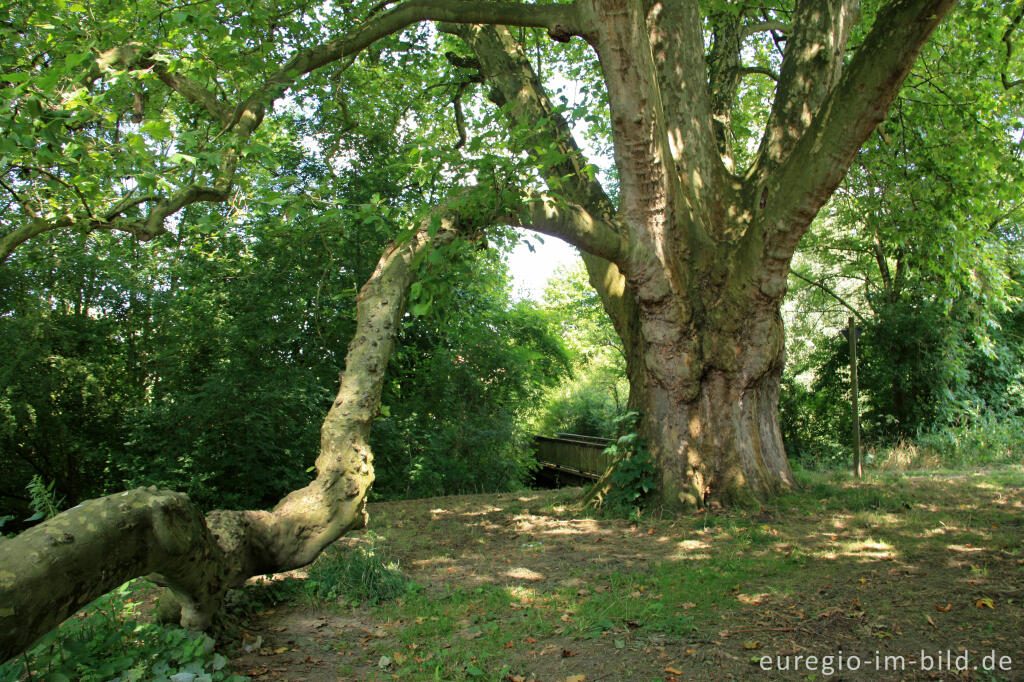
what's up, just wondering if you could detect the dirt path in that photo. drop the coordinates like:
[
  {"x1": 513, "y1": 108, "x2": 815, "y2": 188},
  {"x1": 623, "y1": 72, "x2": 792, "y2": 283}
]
[{"x1": 228, "y1": 471, "x2": 1024, "y2": 680}]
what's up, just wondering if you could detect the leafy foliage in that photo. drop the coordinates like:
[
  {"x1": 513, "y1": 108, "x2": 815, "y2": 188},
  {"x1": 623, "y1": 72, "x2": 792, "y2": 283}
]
[
  {"x1": 372, "y1": 251, "x2": 568, "y2": 500},
  {"x1": 0, "y1": 583, "x2": 244, "y2": 682},
  {"x1": 531, "y1": 262, "x2": 627, "y2": 439},
  {"x1": 781, "y1": 0, "x2": 1024, "y2": 468},
  {"x1": 26, "y1": 475, "x2": 64, "y2": 522},
  {"x1": 589, "y1": 411, "x2": 656, "y2": 518}
]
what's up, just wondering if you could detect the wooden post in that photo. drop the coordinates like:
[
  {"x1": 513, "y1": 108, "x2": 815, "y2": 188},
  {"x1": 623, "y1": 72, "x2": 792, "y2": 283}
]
[{"x1": 848, "y1": 316, "x2": 862, "y2": 478}]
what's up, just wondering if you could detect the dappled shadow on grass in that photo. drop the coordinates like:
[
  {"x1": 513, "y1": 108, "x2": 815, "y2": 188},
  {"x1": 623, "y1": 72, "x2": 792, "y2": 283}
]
[{"x1": 230, "y1": 468, "x2": 1024, "y2": 681}]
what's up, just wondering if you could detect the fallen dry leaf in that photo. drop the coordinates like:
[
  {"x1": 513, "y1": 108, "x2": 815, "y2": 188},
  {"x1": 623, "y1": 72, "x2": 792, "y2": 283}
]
[
  {"x1": 561, "y1": 649, "x2": 578, "y2": 658},
  {"x1": 665, "y1": 667, "x2": 683, "y2": 674},
  {"x1": 975, "y1": 597, "x2": 995, "y2": 609},
  {"x1": 926, "y1": 615, "x2": 936, "y2": 628},
  {"x1": 936, "y1": 603, "x2": 953, "y2": 612},
  {"x1": 562, "y1": 676, "x2": 585, "y2": 682},
  {"x1": 742, "y1": 641, "x2": 762, "y2": 650}
]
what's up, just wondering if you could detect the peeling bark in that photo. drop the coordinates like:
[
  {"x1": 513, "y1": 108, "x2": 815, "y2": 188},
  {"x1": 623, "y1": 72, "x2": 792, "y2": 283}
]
[{"x1": 456, "y1": 0, "x2": 953, "y2": 509}]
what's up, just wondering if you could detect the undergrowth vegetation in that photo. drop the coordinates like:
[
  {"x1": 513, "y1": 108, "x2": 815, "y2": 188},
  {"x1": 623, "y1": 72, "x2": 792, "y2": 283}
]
[
  {"x1": 303, "y1": 533, "x2": 413, "y2": 607},
  {"x1": 0, "y1": 583, "x2": 244, "y2": 682},
  {"x1": 1, "y1": 535, "x2": 416, "y2": 681}
]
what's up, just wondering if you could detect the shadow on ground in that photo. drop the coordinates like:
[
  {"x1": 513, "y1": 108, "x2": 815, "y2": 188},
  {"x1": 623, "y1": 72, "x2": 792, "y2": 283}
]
[{"x1": 230, "y1": 469, "x2": 1024, "y2": 681}]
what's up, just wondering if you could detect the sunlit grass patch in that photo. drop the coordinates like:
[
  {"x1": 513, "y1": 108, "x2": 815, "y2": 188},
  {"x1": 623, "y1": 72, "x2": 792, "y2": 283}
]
[{"x1": 305, "y1": 532, "x2": 411, "y2": 607}]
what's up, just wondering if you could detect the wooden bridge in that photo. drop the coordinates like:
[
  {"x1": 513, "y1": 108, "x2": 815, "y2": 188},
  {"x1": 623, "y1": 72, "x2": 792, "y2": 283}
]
[{"x1": 532, "y1": 433, "x2": 614, "y2": 486}]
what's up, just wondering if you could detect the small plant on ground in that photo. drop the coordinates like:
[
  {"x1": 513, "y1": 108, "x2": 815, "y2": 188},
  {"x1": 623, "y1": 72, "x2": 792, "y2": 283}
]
[
  {"x1": 305, "y1": 531, "x2": 411, "y2": 606},
  {"x1": 26, "y1": 474, "x2": 64, "y2": 522},
  {"x1": 581, "y1": 411, "x2": 656, "y2": 518}
]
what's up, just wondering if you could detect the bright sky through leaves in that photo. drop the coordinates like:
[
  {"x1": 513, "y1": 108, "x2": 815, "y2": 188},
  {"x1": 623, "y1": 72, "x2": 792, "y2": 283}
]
[{"x1": 507, "y1": 229, "x2": 581, "y2": 301}]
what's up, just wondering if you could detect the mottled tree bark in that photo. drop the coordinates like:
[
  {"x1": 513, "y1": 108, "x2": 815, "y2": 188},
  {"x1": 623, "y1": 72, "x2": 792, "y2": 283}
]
[{"x1": 456, "y1": 0, "x2": 954, "y2": 508}]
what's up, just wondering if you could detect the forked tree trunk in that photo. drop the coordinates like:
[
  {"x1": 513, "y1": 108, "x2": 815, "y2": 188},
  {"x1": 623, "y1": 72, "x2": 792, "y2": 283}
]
[
  {"x1": 453, "y1": 0, "x2": 953, "y2": 509},
  {"x1": 0, "y1": 217, "x2": 463, "y2": 661}
]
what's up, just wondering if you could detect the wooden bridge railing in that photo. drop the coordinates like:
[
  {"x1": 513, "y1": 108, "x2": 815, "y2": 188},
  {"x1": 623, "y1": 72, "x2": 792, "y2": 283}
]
[{"x1": 533, "y1": 434, "x2": 614, "y2": 480}]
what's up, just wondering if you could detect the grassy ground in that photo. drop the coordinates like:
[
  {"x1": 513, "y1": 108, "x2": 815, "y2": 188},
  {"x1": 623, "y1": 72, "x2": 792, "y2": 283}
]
[
  {"x1": 4, "y1": 467, "x2": 1023, "y2": 681},
  {"x1": 230, "y1": 467, "x2": 1024, "y2": 681}
]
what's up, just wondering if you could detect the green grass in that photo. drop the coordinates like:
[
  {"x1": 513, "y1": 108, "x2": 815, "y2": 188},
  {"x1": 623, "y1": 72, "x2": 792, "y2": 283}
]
[
  {"x1": 305, "y1": 531, "x2": 411, "y2": 606},
  {"x1": 6, "y1": 467, "x2": 1022, "y2": 681}
]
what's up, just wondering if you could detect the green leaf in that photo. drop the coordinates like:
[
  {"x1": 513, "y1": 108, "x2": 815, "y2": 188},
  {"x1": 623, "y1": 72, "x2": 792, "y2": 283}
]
[
  {"x1": 143, "y1": 120, "x2": 172, "y2": 140},
  {"x1": 65, "y1": 51, "x2": 92, "y2": 68},
  {"x1": 167, "y1": 153, "x2": 197, "y2": 166}
]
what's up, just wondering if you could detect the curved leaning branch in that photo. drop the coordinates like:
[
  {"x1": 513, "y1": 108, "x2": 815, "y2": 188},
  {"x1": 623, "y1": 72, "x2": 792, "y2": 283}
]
[{"x1": 0, "y1": 205, "x2": 469, "y2": 662}]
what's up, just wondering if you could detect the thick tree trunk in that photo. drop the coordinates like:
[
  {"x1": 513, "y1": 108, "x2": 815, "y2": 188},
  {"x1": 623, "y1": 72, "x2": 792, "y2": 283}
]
[
  {"x1": 452, "y1": 0, "x2": 952, "y2": 509},
  {"x1": 632, "y1": 295, "x2": 793, "y2": 509},
  {"x1": 0, "y1": 216, "x2": 464, "y2": 662}
]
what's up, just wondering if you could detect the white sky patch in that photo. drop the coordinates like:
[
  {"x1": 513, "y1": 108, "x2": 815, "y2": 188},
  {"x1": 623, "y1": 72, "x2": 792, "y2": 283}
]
[
  {"x1": 507, "y1": 228, "x2": 581, "y2": 301},
  {"x1": 504, "y1": 65, "x2": 610, "y2": 302}
]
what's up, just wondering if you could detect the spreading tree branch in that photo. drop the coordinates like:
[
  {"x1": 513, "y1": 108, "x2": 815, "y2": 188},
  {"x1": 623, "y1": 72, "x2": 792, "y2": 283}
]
[
  {"x1": 1001, "y1": 3, "x2": 1024, "y2": 90},
  {"x1": 755, "y1": 0, "x2": 860, "y2": 174},
  {"x1": 739, "y1": 66, "x2": 779, "y2": 81},
  {"x1": 789, "y1": 269, "x2": 868, "y2": 323},
  {"x1": 450, "y1": 22, "x2": 645, "y2": 391},
  {"x1": 743, "y1": 19, "x2": 790, "y2": 37},
  {"x1": 514, "y1": 193, "x2": 626, "y2": 262},
  {"x1": 751, "y1": 0, "x2": 956, "y2": 302}
]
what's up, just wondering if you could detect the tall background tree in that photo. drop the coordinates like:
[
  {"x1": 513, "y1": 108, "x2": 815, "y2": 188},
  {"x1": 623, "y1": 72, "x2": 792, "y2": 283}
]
[{"x1": 782, "y1": 0, "x2": 1024, "y2": 464}]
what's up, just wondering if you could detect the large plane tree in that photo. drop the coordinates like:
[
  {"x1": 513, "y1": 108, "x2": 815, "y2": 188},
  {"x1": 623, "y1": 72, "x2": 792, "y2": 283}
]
[{"x1": 1, "y1": 0, "x2": 958, "y2": 659}]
